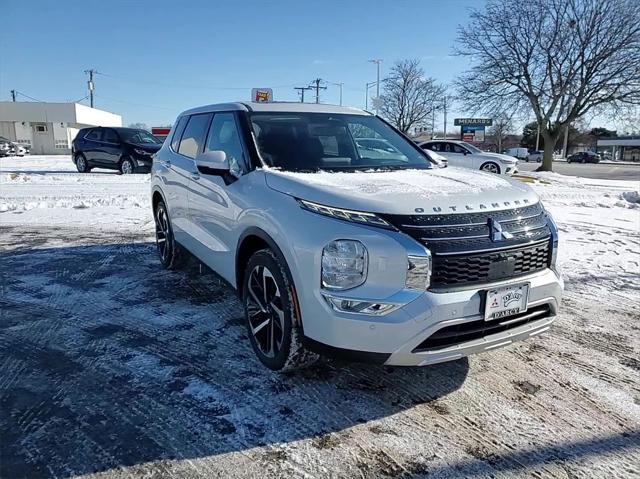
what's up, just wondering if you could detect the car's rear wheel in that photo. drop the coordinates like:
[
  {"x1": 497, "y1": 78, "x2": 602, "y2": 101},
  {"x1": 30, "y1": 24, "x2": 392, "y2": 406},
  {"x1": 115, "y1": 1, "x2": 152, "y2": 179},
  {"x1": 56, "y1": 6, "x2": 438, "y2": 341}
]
[
  {"x1": 75, "y1": 154, "x2": 91, "y2": 173},
  {"x1": 120, "y1": 158, "x2": 134, "y2": 174},
  {"x1": 480, "y1": 162, "x2": 500, "y2": 174},
  {"x1": 243, "y1": 249, "x2": 318, "y2": 371},
  {"x1": 154, "y1": 201, "x2": 184, "y2": 269}
]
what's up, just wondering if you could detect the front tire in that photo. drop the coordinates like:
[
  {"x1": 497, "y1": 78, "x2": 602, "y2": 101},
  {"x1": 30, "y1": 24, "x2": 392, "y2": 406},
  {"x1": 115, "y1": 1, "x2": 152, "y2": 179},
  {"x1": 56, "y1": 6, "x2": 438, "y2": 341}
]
[
  {"x1": 154, "y1": 201, "x2": 184, "y2": 269},
  {"x1": 480, "y1": 162, "x2": 500, "y2": 174},
  {"x1": 243, "y1": 249, "x2": 318, "y2": 371},
  {"x1": 75, "y1": 154, "x2": 91, "y2": 173}
]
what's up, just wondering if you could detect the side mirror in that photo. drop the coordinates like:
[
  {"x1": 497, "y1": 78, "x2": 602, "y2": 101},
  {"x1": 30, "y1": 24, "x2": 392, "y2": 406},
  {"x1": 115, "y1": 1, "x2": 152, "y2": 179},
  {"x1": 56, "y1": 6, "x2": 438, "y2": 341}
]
[{"x1": 195, "y1": 150, "x2": 229, "y2": 175}]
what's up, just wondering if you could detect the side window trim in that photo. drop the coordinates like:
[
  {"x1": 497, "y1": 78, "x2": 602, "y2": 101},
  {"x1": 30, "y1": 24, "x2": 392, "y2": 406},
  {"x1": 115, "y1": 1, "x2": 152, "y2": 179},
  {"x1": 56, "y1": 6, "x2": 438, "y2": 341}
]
[{"x1": 169, "y1": 116, "x2": 189, "y2": 154}]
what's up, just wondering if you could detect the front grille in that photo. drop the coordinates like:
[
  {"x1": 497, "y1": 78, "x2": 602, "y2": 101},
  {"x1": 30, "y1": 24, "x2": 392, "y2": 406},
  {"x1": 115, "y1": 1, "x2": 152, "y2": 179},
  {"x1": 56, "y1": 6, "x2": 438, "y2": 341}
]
[
  {"x1": 431, "y1": 240, "x2": 551, "y2": 288},
  {"x1": 380, "y1": 202, "x2": 553, "y2": 289},
  {"x1": 413, "y1": 304, "x2": 552, "y2": 352}
]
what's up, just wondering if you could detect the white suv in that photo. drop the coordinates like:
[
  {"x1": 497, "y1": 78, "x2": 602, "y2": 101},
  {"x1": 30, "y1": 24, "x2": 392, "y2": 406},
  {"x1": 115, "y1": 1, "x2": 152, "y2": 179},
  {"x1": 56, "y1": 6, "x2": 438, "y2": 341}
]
[
  {"x1": 151, "y1": 102, "x2": 562, "y2": 371},
  {"x1": 420, "y1": 139, "x2": 519, "y2": 175}
]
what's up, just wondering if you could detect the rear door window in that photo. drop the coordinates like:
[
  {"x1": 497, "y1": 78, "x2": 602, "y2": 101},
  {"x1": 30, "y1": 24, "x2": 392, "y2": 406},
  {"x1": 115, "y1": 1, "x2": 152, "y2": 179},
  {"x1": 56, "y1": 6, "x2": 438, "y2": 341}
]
[
  {"x1": 178, "y1": 114, "x2": 212, "y2": 158},
  {"x1": 170, "y1": 116, "x2": 189, "y2": 152},
  {"x1": 85, "y1": 129, "x2": 102, "y2": 141}
]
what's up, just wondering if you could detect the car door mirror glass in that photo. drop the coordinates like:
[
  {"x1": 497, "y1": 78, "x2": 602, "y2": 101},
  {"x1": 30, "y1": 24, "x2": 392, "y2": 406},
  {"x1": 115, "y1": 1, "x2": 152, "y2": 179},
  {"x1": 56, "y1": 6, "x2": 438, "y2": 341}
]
[{"x1": 195, "y1": 150, "x2": 229, "y2": 175}]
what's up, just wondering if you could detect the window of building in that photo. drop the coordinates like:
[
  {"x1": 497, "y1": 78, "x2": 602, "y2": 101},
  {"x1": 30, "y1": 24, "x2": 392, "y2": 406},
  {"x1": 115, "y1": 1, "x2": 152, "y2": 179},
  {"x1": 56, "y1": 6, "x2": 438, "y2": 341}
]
[{"x1": 34, "y1": 124, "x2": 48, "y2": 133}]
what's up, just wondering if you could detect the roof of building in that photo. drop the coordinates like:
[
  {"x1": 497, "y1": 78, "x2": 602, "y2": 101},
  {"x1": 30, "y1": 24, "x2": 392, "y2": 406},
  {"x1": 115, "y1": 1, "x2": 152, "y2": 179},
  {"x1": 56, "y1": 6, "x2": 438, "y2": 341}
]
[{"x1": 180, "y1": 102, "x2": 370, "y2": 117}]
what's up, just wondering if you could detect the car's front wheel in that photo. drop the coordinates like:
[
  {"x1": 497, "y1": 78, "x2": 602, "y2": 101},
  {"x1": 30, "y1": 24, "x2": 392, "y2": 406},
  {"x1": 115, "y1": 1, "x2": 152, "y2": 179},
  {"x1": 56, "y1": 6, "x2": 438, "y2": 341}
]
[
  {"x1": 154, "y1": 201, "x2": 184, "y2": 269},
  {"x1": 480, "y1": 162, "x2": 500, "y2": 174},
  {"x1": 75, "y1": 154, "x2": 91, "y2": 173},
  {"x1": 243, "y1": 249, "x2": 318, "y2": 371}
]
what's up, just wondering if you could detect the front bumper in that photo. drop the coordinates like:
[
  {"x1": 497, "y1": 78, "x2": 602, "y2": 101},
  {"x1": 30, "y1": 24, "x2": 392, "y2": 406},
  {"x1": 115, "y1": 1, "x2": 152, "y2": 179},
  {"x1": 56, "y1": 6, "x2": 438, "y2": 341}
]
[{"x1": 303, "y1": 268, "x2": 562, "y2": 367}]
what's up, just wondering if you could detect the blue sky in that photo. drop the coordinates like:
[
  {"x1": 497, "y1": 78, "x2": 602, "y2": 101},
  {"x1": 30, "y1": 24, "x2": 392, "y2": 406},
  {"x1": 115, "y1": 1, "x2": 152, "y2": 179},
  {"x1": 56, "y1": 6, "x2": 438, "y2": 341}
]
[{"x1": 1, "y1": 0, "x2": 479, "y2": 127}]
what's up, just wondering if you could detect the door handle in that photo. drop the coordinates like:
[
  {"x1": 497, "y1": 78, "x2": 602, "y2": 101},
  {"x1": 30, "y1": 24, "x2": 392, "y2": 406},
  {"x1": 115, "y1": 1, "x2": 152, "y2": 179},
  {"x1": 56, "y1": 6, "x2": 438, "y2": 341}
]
[
  {"x1": 160, "y1": 159, "x2": 171, "y2": 167},
  {"x1": 191, "y1": 172, "x2": 200, "y2": 180}
]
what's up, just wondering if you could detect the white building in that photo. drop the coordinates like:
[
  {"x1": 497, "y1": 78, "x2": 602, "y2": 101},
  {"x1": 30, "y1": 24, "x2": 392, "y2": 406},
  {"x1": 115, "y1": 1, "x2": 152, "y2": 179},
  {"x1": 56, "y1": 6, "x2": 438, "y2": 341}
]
[{"x1": 0, "y1": 102, "x2": 122, "y2": 155}]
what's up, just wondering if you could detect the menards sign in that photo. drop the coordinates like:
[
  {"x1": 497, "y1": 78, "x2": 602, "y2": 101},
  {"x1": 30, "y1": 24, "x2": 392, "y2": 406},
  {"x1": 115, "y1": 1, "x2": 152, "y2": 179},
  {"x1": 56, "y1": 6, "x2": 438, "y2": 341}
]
[{"x1": 454, "y1": 118, "x2": 493, "y2": 126}]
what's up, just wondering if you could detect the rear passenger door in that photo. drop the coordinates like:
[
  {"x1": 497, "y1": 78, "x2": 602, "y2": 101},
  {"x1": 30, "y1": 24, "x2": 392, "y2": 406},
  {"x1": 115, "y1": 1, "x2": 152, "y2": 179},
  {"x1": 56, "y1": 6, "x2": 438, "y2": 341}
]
[
  {"x1": 82, "y1": 128, "x2": 103, "y2": 164},
  {"x1": 165, "y1": 113, "x2": 212, "y2": 248}
]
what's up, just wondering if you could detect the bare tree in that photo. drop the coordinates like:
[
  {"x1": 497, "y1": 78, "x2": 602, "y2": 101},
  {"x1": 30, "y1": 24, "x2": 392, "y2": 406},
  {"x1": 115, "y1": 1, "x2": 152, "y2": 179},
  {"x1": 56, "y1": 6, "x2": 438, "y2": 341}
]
[
  {"x1": 455, "y1": 0, "x2": 640, "y2": 170},
  {"x1": 128, "y1": 122, "x2": 149, "y2": 131},
  {"x1": 487, "y1": 112, "x2": 514, "y2": 152},
  {"x1": 379, "y1": 59, "x2": 446, "y2": 134}
]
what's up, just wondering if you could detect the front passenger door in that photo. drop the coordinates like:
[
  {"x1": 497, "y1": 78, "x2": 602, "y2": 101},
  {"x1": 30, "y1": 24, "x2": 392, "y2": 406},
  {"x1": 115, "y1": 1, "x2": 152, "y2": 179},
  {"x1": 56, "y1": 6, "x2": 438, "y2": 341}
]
[{"x1": 188, "y1": 112, "x2": 248, "y2": 281}]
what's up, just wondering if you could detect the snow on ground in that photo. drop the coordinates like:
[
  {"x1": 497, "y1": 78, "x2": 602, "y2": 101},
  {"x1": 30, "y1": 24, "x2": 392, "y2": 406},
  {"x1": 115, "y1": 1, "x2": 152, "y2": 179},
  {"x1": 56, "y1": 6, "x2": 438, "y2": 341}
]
[{"x1": 1, "y1": 156, "x2": 639, "y2": 479}]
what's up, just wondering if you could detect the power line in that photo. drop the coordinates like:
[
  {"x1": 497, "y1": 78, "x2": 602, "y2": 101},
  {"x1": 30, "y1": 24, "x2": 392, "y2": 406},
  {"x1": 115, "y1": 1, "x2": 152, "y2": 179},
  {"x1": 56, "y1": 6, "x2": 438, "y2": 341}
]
[{"x1": 12, "y1": 91, "x2": 45, "y2": 102}]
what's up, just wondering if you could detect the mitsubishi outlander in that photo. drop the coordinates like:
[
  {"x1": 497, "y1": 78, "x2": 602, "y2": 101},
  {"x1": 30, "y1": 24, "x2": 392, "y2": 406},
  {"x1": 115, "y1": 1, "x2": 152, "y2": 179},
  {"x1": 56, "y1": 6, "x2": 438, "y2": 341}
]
[{"x1": 151, "y1": 102, "x2": 562, "y2": 371}]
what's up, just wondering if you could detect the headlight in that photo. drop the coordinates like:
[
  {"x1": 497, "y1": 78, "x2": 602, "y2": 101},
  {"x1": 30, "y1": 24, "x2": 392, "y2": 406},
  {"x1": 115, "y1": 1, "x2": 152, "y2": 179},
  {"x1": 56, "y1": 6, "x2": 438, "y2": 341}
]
[
  {"x1": 321, "y1": 240, "x2": 368, "y2": 290},
  {"x1": 298, "y1": 199, "x2": 392, "y2": 229},
  {"x1": 134, "y1": 148, "x2": 151, "y2": 156}
]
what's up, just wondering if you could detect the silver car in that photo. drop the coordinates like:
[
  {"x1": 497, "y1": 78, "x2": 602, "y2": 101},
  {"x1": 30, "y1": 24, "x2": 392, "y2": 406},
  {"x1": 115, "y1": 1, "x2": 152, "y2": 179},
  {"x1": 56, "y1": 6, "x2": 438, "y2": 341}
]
[
  {"x1": 151, "y1": 102, "x2": 562, "y2": 371},
  {"x1": 420, "y1": 139, "x2": 519, "y2": 175}
]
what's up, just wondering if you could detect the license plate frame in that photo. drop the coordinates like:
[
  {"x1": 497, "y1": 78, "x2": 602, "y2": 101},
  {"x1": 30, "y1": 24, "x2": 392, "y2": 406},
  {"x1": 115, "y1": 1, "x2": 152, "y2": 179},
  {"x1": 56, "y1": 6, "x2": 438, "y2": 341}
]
[{"x1": 484, "y1": 283, "x2": 530, "y2": 321}]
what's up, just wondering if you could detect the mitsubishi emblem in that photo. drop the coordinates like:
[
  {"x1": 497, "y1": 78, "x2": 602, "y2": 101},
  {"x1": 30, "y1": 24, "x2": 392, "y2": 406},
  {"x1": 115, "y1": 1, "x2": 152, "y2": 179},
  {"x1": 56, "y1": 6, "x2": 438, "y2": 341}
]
[{"x1": 488, "y1": 218, "x2": 513, "y2": 242}]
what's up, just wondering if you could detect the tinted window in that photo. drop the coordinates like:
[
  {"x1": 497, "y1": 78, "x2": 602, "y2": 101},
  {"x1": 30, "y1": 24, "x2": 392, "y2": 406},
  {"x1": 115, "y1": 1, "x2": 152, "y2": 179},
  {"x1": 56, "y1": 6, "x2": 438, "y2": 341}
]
[
  {"x1": 170, "y1": 116, "x2": 189, "y2": 152},
  {"x1": 119, "y1": 129, "x2": 159, "y2": 144},
  {"x1": 449, "y1": 143, "x2": 467, "y2": 154},
  {"x1": 205, "y1": 113, "x2": 246, "y2": 177},
  {"x1": 85, "y1": 129, "x2": 101, "y2": 141},
  {"x1": 178, "y1": 114, "x2": 212, "y2": 158},
  {"x1": 102, "y1": 129, "x2": 119, "y2": 143}
]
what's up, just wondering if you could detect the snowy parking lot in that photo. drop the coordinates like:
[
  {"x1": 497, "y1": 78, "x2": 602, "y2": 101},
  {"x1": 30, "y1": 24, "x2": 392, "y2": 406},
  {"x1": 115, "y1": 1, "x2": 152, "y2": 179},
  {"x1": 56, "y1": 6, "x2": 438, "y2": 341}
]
[{"x1": 1, "y1": 156, "x2": 639, "y2": 478}]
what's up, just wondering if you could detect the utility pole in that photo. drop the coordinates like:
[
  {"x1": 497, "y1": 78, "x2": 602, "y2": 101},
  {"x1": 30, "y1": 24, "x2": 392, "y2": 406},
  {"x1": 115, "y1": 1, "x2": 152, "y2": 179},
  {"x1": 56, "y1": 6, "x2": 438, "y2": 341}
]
[
  {"x1": 294, "y1": 86, "x2": 312, "y2": 103},
  {"x1": 368, "y1": 59, "x2": 383, "y2": 114},
  {"x1": 330, "y1": 82, "x2": 344, "y2": 106},
  {"x1": 309, "y1": 78, "x2": 327, "y2": 104},
  {"x1": 10, "y1": 90, "x2": 16, "y2": 102},
  {"x1": 84, "y1": 69, "x2": 97, "y2": 107},
  {"x1": 443, "y1": 96, "x2": 448, "y2": 140}
]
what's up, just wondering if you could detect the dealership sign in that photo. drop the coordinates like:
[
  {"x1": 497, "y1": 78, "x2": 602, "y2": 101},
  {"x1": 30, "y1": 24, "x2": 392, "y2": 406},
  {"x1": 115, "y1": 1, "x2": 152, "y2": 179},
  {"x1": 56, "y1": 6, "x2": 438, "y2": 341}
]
[
  {"x1": 454, "y1": 118, "x2": 493, "y2": 126},
  {"x1": 461, "y1": 124, "x2": 486, "y2": 142},
  {"x1": 251, "y1": 88, "x2": 273, "y2": 102}
]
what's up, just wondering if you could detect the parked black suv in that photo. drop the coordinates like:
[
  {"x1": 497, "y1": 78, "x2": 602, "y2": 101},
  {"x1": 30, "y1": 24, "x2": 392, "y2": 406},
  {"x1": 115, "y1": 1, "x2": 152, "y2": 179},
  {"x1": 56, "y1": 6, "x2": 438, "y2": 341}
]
[{"x1": 71, "y1": 127, "x2": 162, "y2": 174}]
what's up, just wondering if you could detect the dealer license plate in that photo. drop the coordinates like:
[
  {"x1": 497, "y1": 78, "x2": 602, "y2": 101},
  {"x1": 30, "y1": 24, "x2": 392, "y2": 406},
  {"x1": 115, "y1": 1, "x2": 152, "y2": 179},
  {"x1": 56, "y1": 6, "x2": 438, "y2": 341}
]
[{"x1": 485, "y1": 284, "x2": 529, "y2": 321}]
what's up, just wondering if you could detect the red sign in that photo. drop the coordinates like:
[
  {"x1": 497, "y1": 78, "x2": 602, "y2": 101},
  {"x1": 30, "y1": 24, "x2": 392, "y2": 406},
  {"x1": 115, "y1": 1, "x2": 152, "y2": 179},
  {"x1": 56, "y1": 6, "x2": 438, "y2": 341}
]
[
  {"x1": 463, "y1": 133, "x2": 475, "y2": 142},
  {"x1": 152, "y1": 127, "x2": 171, "y2": 136}
]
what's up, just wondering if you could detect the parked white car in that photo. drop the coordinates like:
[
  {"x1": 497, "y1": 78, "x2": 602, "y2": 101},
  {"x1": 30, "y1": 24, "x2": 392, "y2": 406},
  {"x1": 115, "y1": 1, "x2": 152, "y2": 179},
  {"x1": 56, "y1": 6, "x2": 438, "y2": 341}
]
[
  {"x1": 505, "y1": 147, "x2": 529, "y2": 160},
  {"x1": 419, "y1": 140, "x2": 518, "y2": 175},
  {"x1": 527, "y1": 151, "x2": 543, "y2": 163}
]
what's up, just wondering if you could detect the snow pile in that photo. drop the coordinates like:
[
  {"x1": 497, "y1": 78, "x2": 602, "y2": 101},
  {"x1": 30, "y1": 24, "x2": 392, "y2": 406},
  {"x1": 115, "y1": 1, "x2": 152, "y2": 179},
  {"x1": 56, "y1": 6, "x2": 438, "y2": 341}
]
[{"x1": 621, "y1": 190, "x2": 640, "y2": 206}]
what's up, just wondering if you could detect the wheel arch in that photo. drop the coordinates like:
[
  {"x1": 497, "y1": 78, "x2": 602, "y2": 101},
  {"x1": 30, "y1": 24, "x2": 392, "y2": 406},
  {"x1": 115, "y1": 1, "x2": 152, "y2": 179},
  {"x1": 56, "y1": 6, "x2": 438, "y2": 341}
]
[
  {"x1": 151, "y1": 187, "x2": 167, "y2": 214},
  {"x1": 235, "y1": 227, "x2": 293, "y2": 296}
]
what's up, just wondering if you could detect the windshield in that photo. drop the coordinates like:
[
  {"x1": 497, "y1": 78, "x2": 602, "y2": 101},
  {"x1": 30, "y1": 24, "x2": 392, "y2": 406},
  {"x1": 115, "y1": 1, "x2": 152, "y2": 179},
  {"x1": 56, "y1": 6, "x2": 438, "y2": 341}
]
[
  {"x1": 459, "y1": 141, "x2": 483, "y2": 154},
  {"x1": 249, "y1": 112, "x2": 432, "y2": 172},
  {"x1": 119, "y1": 129, "x2": 161, "y2": 144}
]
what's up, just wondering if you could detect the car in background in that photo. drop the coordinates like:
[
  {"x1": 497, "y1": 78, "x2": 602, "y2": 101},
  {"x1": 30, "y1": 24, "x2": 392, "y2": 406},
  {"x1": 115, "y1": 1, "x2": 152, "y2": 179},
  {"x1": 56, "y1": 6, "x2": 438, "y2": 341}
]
[
  {"x1": 567, "y1": 151, "x2": 601, "y2": 164},
  {"x1": 71, "y1": 127, "x2": 162, "y2": 174},
  {"x1": 419, "y1": 139, "x2": 518, "y2": 175},
  {"x1": 527, "y1": 150, "x2": 544, "y2": 162},
  {"x1": 504, "y1": 147, "x2": 528, "y2": 160},
  {"x1": 0, "y1": 137, "x2": 15, "y2": 157},
  {"x1": 14, "y1": 144, "x2": 29, "y2": 156}
]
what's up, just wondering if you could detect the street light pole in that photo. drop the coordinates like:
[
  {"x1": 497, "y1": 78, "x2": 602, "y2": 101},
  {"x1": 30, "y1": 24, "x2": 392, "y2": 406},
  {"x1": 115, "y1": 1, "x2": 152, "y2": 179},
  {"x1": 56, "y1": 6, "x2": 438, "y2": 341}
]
[
  {"x1": 330, "y1": 82, "x2": 344, "y2": 106},
  {"x1": 365, "y1": 81, "x2": 377, "y2": 110},
  {"x1": 368, "y1": 59, "x2": 383, "y2": 114}
]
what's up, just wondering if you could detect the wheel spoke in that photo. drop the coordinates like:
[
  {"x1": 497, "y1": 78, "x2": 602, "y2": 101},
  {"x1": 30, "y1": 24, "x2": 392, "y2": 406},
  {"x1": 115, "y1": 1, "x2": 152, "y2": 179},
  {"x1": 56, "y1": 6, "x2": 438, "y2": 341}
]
[{"x1": 251, "y1": 317, "x2": 270, "y2": 335}]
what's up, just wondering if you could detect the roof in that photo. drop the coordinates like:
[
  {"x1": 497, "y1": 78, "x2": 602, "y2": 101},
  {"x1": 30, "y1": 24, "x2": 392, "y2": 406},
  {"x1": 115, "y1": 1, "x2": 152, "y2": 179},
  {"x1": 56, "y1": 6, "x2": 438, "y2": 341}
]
[
  {"x1": 0, "y1": 101, "x2": 122, "y2": 127},
  {"x1": 180, "y1": 102, "x2": 370, "y2": 118}
]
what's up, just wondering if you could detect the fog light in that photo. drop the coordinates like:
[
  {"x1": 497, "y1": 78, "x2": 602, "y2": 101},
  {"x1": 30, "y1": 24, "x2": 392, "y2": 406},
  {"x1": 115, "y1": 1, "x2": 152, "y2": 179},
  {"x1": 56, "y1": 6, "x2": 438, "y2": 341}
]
[{"x1": 323, "y1": 295, "x2": 400, "y2": 316}]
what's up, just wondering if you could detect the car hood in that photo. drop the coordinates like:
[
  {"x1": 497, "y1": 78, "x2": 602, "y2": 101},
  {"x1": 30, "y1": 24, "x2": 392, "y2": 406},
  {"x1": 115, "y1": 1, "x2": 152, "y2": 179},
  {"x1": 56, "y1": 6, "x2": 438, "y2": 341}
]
[
  {"x1": 127, "y1": 142, "x2": 162, "y2": 153},
  {"x1": 479, "y1": 152, "x2": 518, "y2": 163},
  {"x1": 264, "y1": 167, "x2": 538, "y2": 215}
]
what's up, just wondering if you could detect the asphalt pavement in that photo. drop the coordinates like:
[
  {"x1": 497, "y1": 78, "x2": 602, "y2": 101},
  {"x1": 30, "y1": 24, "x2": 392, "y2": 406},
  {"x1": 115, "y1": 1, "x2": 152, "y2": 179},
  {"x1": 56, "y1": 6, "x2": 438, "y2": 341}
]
[{"x1": 518, "y1": 161, "x2": 640, "y2": 181}]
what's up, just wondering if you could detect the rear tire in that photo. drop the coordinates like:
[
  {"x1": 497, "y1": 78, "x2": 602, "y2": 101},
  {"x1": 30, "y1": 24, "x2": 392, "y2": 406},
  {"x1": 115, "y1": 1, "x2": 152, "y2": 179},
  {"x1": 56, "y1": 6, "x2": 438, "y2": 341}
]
[
  {"x1": 120, "y1": 157, "x2": 134, "y2": 175},
  {"x1": 154, "y1": 201, "x2": 185, "y2": 270},
  {"x1": 75, "y1": 154, "x2": 91, "y2": 173},
  {"x1": 243, "y1": 249, "x2": 318, "y2": 371}
]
